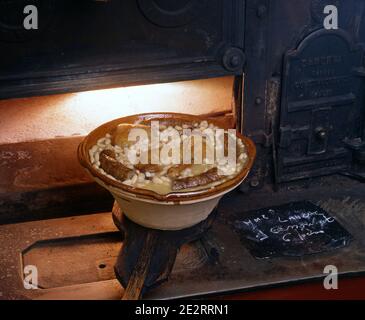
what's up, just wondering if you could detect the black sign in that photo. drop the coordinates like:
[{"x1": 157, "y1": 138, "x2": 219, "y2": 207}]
[{"x1": 232, "y1": 201, "x2": 352, "y2": 259}]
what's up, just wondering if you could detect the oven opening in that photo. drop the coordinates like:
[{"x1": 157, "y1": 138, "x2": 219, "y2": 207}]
[{"x1": 0, "y1": 75, "x2": 240, "y2": 224}]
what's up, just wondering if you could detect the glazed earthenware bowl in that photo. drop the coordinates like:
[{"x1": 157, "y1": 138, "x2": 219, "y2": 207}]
[{"x1": 78, "y1": 113, "x2": 256, "y2": 230}]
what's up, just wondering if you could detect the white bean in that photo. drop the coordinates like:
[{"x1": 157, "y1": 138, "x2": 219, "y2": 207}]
[
  {"x1": 182, "y1": 168, "x2": 192, "y2": 177},
  {"x1": 200, "y1": 120, "x2": 208, "y2": 129},
  {"x1": 89, "y1": 150, "x2": 94, "y2": 162},
  {"x1": 97, "y1": 138, "x2": 106, "y2": 147},
  {"x1": 131, "y1": 174, "x2": 138, "y2": 184},
  {"x1": 91, "y1": 145, "x2": 98, "y2": 153}
]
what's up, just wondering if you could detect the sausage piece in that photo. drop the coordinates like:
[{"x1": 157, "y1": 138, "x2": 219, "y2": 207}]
[
  {"x1": 172, "y1": 167, "x2": 221, "y2": 191},
  {"x1": 99, "y1": 150, "x2": 134, "y2": 181}
]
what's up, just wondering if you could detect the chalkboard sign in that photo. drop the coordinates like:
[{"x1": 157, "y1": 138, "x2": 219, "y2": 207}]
[{"x1": 231, "y1": 201, "x2": 352, "y2": 259}]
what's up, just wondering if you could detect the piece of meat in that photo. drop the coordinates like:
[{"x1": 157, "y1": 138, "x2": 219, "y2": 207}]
[
  {"x1": 101, "y1": 149, "x2": 116, "y2": 158},
  {"x1": 172, "y1": 167, "x2": 221, "y2": 191},
  {"x1": 99, "y1": 150, "x2": 134, "y2": 181},
  {"x1": 139, "y1": 118, "x2": 193, "y2": 130}
]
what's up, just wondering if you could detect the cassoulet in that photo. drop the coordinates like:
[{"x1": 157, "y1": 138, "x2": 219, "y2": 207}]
[{"x1": 88, "y1": 119, "x2": 248, "y2": 195}]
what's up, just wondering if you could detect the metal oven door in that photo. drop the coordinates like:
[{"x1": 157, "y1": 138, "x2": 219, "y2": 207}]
[{"x1": 277, "y1": 29, "x2": 364, "y2": 182}]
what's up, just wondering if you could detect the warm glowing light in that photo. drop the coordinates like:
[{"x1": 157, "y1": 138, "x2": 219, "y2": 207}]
[{"x1": 0, "y1": 77, "x2": 234, "y2": 144}]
